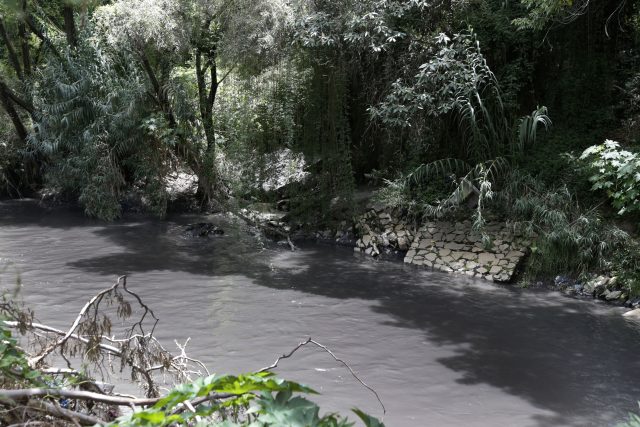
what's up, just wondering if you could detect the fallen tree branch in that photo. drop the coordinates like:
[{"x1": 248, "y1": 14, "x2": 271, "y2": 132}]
[
  {"x1": 0, "y1": 388, "x2": 158, "y2": 406},
  {"x1": 0, "y1": 388, "x2": 236, "y2": 410},
  {"x1": 259, "y1": 338, "x2": 386, "y2": 415},
  {"x1": 4, "y1": 276, "x2": 211, "y2": 398},
  {"x1": 26, "y1": 399, "x2": 105, "y2": 426},
  {"x1": 28, "y1": 277, "x2": 124, "y2": 368},
  {"x1": 4, "y1": 321, "x2": 162, "y2": 377}
]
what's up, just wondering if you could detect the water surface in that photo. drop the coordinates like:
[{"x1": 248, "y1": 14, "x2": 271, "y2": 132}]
[{"x1": 1, "y1": 199, "x2": 639, "y2": 427}]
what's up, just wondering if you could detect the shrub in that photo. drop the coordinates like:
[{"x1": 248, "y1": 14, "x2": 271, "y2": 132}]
[{"x1": 578, "y1": 140, "x2": 640, "y2": 215}]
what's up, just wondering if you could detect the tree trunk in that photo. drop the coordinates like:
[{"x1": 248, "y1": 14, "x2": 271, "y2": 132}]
[
  {"x1": 139, "y1": 52, "x2": 176, "y2": 127},
  {"x1": 0, "y1": 81, "x2": 28, "y2": 143},
  {"x1": 195, "y1": 47, "x2": 219, "y2": 203},
  {"x1": 19, "y1": 1, "x2": 31, "y2": 76},
  {"x1": 0, "y1": 18, "x2": 24, "y2": 80},
  {"x1": 62, "y1": 5, "x2": 77, "y2": 48}
]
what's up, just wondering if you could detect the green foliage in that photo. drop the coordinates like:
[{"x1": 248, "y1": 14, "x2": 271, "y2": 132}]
[
  {"x1": 31, "y1": 31, "x2": 175, "y2": 219},
  {"x1": 617, "y1": 407, "x2": 640, "y2": 427},
  {"x1": 0, "y1": 323, "x2": 43, "y2": 388},
  {"x1": 214, "y1": 60, "x2": 311, "y2": 198},
  {"x1": 370, "y1": 31, "x2": 508, "y2": 162},
  {"x1": 578, "y1": 140, "x2": 640, "y2": 215},
  {"x1": 499, "y1": 170, "x2": 631, "y2": 277},
  {"x1": 373, "y1": 157, "x2": 509, "y2": 226},
  {"x1": 512, "y1": 0, "x2": 580, "y2": 30},
  {"x1": 0, "y1": 115, "x2": 25, "y2": 197},
  {"x1": 107, "y1": 372, "x2": 383, "y2": 427},
  {"x1": 0, "y1": 291, "x2": 45, "y2": 389},
  {"x1": 515, "y1": 106, "x2": 552, "y2": 155}
]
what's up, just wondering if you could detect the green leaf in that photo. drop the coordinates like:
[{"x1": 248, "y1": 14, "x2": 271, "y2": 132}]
[{"x1": 352, "y1": 408, "x2": 386, "y2": 427}]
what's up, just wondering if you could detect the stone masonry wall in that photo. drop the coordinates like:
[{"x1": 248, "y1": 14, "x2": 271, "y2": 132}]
[
  {"x1": 404, "y1": 220, "x2": 531, "y2": 282},
  {"x1": 352, "y1": 203, "x2": 531, "y2": 283}
]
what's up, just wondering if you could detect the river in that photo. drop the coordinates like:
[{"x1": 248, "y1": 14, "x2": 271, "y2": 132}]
[{"x1": 1, "y1": 199, "x2": 639, "y2": 427}]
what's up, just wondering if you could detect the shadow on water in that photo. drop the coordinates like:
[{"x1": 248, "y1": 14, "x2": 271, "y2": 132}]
[
  {"x1": 3, "y1": 201, "x2": 640, "y2": 426},
  {"x1": 251, "y1": 249, "x2": 640, "y2": 427}
]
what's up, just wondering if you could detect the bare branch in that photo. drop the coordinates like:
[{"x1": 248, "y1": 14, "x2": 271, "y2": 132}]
[
  {"x1": 28, "y1": 277, "x2": 124, "y2": 368},
  {"x1": 25, "y1": 399, "x2": 105, "y2": 426},
  {"x1": 0, "y1": 388, "x2": 234, "y2": 408},
  {"x1": 259, "y1": 338, "x2": 386, "y2": 415}
]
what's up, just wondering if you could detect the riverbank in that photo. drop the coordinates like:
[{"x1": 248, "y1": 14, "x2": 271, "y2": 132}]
[
  {"x1": 10, "y1": 191, "x2": 640, "y2": 315},
  {"x1": 237, "y1": 197, "x2": 640, "y2": 316}
]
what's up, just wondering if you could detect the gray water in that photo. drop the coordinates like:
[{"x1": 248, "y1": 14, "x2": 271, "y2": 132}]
[{"x1": 1, "y1": 199, "x2": 640, "y2": 427}]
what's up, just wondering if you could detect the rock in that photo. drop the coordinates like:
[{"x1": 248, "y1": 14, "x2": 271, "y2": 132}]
[
  {"x1": 372, "y1": 243, "x2": 380, "y2": 256},
  {"x1": 595, "y1": 284, "x2": 608, "y2": 298},
  {"x1": 628, "y1": 297, "x2": 640, "y2": 308},
  {"x1": 478, "y1": 253, "x2": 496, "y2": 265},
  {"x1": 425, "y1": 253, "x2": 438, "y2": 262},
  {"x1": 495, "y1": 273, "x2": 511, "y2": 282},
  {"x1": 588, "y1": 275, "x2": 610, "y2": 290},
  {"x1": 605, "y1": 290, "x2": 623, "y2": 301},
  {"x1": 362, "y1": 234, "x2": 372, "y2": 246},
  {"x1": 444, "y1": 242, "x2": 464, "y2": 251},
  {"x1": 397, "y1": 237, "x2": 409, "y2": 251},
  {"x1": 623, "y1": 308, "x2": 640, "y2": 318},
  {"x1": 489, "y1": 265, "x2": 502, "y2": 275},
  {"x1": 419, "y1": 240, "x2": 431, "y2": 249}
]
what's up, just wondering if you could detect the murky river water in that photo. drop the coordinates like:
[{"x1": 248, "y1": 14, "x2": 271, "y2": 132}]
[{"x1": 1, "y1": 199, "x2": 640, "y2": 426}]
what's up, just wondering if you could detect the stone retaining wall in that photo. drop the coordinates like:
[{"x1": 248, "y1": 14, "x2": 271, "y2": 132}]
[
  {"x1": 353, "y1": 206, "x2": 414, "y2": 256},
  {"x1": 404, "y1": 221, "x2": 531, "y2": 282},
  {"x1": 352, "y1": 203, "x2": 531, "y2": 283}
]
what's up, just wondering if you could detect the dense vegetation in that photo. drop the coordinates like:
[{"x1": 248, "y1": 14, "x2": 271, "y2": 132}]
[
  {"x1": 0, "y1": 4, "x2": 639, "y2": 263},
  {"x1": 4, "y1": 0, "x2": 636, "y2": 290},
  {"x1": 2, "y1": 0, "x2": 640, "y2": 423}
]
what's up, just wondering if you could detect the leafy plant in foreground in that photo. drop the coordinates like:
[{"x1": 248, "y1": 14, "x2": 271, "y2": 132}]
[{"x1": 106, "y1": 372, "x2": 383, "y2": 427}]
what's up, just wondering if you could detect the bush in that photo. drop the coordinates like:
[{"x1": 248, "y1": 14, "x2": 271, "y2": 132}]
[{"x1": 578, "y1": 140, "x2": 640, "y2": 216}]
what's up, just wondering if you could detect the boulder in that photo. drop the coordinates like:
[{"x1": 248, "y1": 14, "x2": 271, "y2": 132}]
[
  {"x1": 605, "y1": 290, "x2": 623, "y2": 301},
  {"x1": 582, "y1": 275, "x2": 611, "y2": 296},
  {"x1": 623, "y1": 308, "x2": 640, "y2": 318}
]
